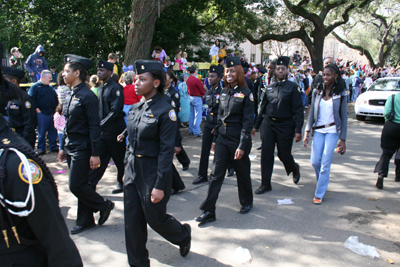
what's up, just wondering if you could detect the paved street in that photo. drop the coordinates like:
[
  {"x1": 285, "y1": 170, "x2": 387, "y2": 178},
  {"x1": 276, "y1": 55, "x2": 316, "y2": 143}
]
[{"x1": 43, "y1": 107, "x2": 400, "y2": 267}]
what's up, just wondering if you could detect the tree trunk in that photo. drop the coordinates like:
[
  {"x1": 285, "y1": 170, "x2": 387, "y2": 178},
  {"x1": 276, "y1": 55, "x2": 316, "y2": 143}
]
[
  {"x1": 124, "y1": 0, "x2": 159, "y2": 65},
  {"x1": 305, "y1": 36, "x2": 324, "y2": 73}
]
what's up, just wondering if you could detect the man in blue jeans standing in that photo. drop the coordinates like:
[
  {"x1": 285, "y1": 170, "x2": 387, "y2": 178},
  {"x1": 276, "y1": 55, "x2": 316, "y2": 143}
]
[
  {"x1": 186, "y1": 67, "x2": 205, "y2": 137},
  {"x1": 28, "y1": 70, "x2": 59, "y2": 155}
]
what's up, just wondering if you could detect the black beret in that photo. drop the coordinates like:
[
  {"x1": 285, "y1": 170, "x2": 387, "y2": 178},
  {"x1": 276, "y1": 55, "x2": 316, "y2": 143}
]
[
  {"x1": 209, "y1": 65, "x2": 224, "y2": 74},
  {"x1": 98, "y1": 60, "x2": 114, "y2": 71},
  {"x1": 135, "y1": 60, "x2": 163, "y2": 74},
  {"x1": 258, "y1": 67, "x2": 267, "y2": 74},
  {"x1": 3, "y1": 66, "x2": 25, "y2": 81},
  {"x1": 226, "y1": 57, "x2": 241, "y2": 67},
  {"x1": 277, "y1": 56, "x2": 290, "y2": 67},
  {"x1": 64, "y1": 54, "x2": 93, "y2": 70}
]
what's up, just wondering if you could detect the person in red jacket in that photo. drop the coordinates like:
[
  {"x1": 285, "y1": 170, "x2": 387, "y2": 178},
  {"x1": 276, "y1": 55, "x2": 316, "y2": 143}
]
[{"x1": 186, "y1": 66, "x2": 205, "y2": 137}]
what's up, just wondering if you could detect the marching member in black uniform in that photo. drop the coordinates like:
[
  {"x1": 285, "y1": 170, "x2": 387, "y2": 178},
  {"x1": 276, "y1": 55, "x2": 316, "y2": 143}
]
[
  {"x1": 251, "y1": 56, "x2": 303, "y2": 195},
  {"x1": 3, "y1": 67, "x2": 37, "y2": 149},
  {"x1": 117, "y1": 60, "x2": 191, "y2": 267},
  {"x1": 196, "y1": 57, "x2": 254, "y2": 225},
  {"x1": 165, "y1": 71, "x2": 191, "y2": 171},
  {"x1": 91, "y1": 60, "x2": 126, "y2": 194},
  {"x1": 194, "y1": 65, "x2": 230, "y2": 184},
  {"x1": 58, "y1": 55, "x2": 114, "y2": 234},
  {"x1": 0, "y1": 43, "x2": 83, "y2": 266}
]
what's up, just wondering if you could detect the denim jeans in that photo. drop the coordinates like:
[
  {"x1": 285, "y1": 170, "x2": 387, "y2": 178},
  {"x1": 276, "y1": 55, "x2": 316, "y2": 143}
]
[
  {"x1": 123, "y1": 104, "x2": 132, "y2": 146},
  {"x1": 310, "y1": 131, "x2": 339, "y2": 199},
  {"x1": 58, "y1": 133, "x2": 63, "y2": 151},
  {"x1": 37, "y1": 112, "x2": 58, "y2": 152},
  {"x1": 189, "y1": 96, "x2": 203, "y2": 135},
  {"x1": 352, "y1": 86, "x2": 359, "y2": 102}
]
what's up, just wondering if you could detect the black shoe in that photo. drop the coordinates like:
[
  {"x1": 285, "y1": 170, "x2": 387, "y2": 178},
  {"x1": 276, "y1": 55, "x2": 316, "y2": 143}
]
[
  {"x1": 171, "y1": 186, "x2": 185, "y2": 195},
  {"x1": 180, "y1": 224, "x2": 191, "y2": 257},
  {"x1": 195, "y1": 211, "x2": 216, "y2": 224},
  {"x1": 257, "y1": 145, "x2": 262, "y2": 150},
  {"x1": 98, "y1": 200, "x2": 115, "y2": 225},
  {"x1": 50, "y1": 148, "x2": 59, "y2": 152},
  {"x1": 36, "y1": 150, "x2": 46, "y2": 156},
  {"x1": 192, "y1": 176, "x2": 208, "y2": 185},
  {"x1": 376, "y1": 175, "x2": 384, "y2": 189},
  {"x1": 226, "y1": 168, "x2": 234, "y2": 177},
  {"x1": 70, "y1": 223, "x2": 96, "y2": 235},
  {"x1": 182, "y1": 164, "x2": 189, "y2": 171},
  {"x1": 189, "y1": 132, "x2": 194, "y2": 136},
  {"x1": 112, "y1": 183, "x2": 123, "y2": 194},
  {"x1": 293, "y1": 163, "x2": 300, "y2": 184},
  {"x1": 239, "y1": 204, "x2": 253, "y2": 214},
  {"x1": 255, "y1": 185, "x2": 272, "y2": 194}
]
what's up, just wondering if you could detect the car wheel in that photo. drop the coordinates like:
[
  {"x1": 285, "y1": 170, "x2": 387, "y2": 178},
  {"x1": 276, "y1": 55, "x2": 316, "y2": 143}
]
[{"x1": 356, "y1": 115, "x2": 366, "y2": 121}]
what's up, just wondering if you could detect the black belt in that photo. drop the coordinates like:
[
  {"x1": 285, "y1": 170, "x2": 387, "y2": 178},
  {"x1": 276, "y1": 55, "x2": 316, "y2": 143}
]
[{"x1": 313, "y1": 122, "x2": 335, "y2": 130}]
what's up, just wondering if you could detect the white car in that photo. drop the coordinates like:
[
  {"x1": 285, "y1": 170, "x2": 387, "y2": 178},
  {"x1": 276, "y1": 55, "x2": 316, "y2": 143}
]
[{"x1": 354, "y1": 77, "x2": 400, "y2": 121}]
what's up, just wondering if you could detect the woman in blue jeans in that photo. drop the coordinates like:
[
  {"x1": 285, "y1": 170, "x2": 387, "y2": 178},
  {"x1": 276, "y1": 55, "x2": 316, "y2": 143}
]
[{"x1": 303, "y1": 64, "x2": 348, "y2": 204}]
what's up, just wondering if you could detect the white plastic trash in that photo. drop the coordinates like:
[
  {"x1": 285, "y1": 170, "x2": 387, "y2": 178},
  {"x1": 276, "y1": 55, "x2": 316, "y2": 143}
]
[
  {"x1": 277, "y1": 199, "x2": 294, "y2": 205},
  {"x1": 249, "y1": 154, "x2": 257, "y2": 160},
  {"x1": 344, "y1": 236, "x2": 380, "y2": 259},
  {"x1": 234, "y1": 246, "x2": 252, "y2": 264}
]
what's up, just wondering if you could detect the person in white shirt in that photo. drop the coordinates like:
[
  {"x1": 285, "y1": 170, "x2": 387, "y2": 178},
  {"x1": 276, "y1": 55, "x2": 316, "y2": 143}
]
[
  {"x1": 364, "y1": 73, "x2": 373, "y2": 89},
  {"x1": 209, "y1": 40, "x2": 220, "y2": 62}
]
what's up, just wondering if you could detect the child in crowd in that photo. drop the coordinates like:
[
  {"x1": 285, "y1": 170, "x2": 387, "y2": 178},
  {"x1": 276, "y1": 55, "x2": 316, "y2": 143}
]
[
  {"x1": 54, "y1": 104, "x2": 65, "y2": 152},
  {"x1": 163, "y1": 56, "x2": 171, "y2": 72},
  {"x1": 108, "y1": 53, "x2": 119, "y2": 74},
  {"x1": 89, "y1": 75, "x2": 101, "y2": 96},
  {"x1": 182, "y1": 52, "x2": 188, "y2": 69},
  {"x1": 56, "y1": 71, "x2": 71, "y2": 104},
  {"x1": 175, "y1": 54, "x2": 184, "y2": 70}
]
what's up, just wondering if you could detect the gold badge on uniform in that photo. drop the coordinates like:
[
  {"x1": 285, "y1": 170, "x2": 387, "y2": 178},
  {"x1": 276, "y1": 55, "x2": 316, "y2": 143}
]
[
  {"x1": 25, "y1": 101, "x2": 31, "y2": 109},
  {"x1": 116, "y1": 90, "x2": 120, "y2": 96},
  {"x1": 169, "y1": 109, "x2": 177, "y2": 121},
  {"x1": 249, "y1": 93, "x2": 254, "y2": 101},
  {"x1": 141, "y1": 65, "x2": 145, "y2": 70},
  {"x1": 171, "y1": 101, "x2": 176, "y2": 107},
  {"x1": 2, "y1": 138, "x2": 10, "y2": 144},
  {"x1": 18, "y1": 159, "x2": 43, "y2": 184},
  {"x1": 175, "y1": 93, "x2": 179, "y2": 98}
]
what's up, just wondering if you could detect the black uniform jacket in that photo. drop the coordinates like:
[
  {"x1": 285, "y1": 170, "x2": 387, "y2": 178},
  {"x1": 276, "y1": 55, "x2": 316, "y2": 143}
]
[
  {"x1": 205, "y1": 84, "x2": 222, "y2": 127},
  {"x1": 0, "y1": 114, "x2": 83, "y2": 267},
  {"x1": 165, "y1": 86, "x2": 180, "y2": 112},
  {"x1": 7, "y1": 88, "x2": 37, "y2": 136},
  {"x1": 62, "y1": 82, "x2": 101, "y2": 157},
  {"x1": 213, "y1": 84, "x2": 254, "y2": 151},
  {"x1": 125, "y1": 93, "x2": 177, "y2": 191},
  {"x1": 98, "y1": 78, "x2": 125, "y2": 130},
  {"x1": 162, "y1": 95, "x2": 182, "y2": 147},
  {"x1": 255, "y1": 79, "x2": 304, "y2": 134}
]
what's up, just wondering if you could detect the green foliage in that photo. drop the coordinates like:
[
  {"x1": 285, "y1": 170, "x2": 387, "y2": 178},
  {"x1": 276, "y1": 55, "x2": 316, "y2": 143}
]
[
  {"x1": 1, "y1": 0, "x2": 131, "y2": 72},
  {"x1": 151, "y1": 0, "x2": 258, "y2": 60}
]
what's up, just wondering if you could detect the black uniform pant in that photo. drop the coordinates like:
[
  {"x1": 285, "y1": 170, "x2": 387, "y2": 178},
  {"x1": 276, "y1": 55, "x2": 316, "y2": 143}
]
[
  {"x1": 176, "y1": 146, "x2": 190, "y2": 167},
  {"x1": 171, "y1": 163, "x2": 185, "y2": 191},
  {"x1": 374, "y1": 121, "x2": 400, "y2": 177},
  {"x1": 66, "y1": 148, "x2": 108, "y2": 226},
  {"x1": 198, "y1": 123, "x2": 233, "y2": 178},
  {"x1": 200, "y1": 135, "x2": 253, "y2": 213},
  {"x1": 15, "y1": 127, "x2": 36, "y2": 150},
  {"x1": 124, "y1": 158, "x2": 190, "y2": 267},
  {"x1": 260, "y1": 119, "x2": 297, "y2": 187},
  {"x1": 90, "y1": 119, "x2": 126, "y2": 185},
  {"x1": 1, "y1": 244, "x2": 48, "y2": 267}
]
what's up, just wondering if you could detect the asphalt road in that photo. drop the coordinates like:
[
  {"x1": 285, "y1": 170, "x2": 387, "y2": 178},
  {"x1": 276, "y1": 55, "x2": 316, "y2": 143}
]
[{"x1": 43, "y1": 106, "x2": 400, "y2": 267}]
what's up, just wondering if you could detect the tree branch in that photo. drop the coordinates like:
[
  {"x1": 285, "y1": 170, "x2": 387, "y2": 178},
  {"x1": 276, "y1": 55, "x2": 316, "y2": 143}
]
[
  {"x1": 245, "y1": 27, "x2": 305, "y2": 45},
  {"x1": 199, "y1": 15, "x2": 221, "y2": 30},
  {"x1": 325, "y1": 0, "x2": 372, "y2": 35},
  {"x1": 332, "y1": 31, "x2": 376, "y2": 68},
  {"x1": 282, "y1": 0, "x2": 322, "y2": 27}
]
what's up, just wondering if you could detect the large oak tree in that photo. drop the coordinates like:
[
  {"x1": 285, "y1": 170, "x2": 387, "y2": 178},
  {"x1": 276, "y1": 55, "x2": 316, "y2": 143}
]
[{"x1": 243, "y1": 0, "x2": 372, "y2": 72}]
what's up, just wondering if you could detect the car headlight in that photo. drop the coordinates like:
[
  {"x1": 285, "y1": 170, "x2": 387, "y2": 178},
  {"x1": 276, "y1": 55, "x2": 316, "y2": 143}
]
[{"x1": 356, "y1": 99, "x2": 368, "y2": 105}]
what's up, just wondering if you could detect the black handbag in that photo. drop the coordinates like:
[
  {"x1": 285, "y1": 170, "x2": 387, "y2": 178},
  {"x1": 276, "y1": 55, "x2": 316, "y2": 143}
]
[{"x1": 388, "y1": 94, "x2": 396, "y2": 121}]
